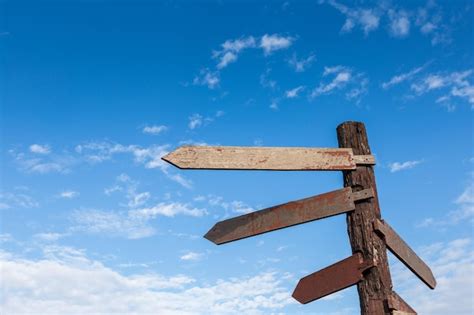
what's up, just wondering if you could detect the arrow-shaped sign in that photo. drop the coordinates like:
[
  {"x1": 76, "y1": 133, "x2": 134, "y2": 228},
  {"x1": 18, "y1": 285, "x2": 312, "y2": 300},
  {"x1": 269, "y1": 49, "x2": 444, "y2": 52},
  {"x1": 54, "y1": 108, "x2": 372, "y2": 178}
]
[
  {"x1": 204, "y1": 187, "x2": 374, "y2": 245},
  {"x1": 162, "y1": 146, "x2": 375, "y2": 171},
  {"x1": 292, "y1": 252, "x2": 374, "y2": 304},
  {"x1": 373, "y1": 219, "x2": 436, "y2": 289}
]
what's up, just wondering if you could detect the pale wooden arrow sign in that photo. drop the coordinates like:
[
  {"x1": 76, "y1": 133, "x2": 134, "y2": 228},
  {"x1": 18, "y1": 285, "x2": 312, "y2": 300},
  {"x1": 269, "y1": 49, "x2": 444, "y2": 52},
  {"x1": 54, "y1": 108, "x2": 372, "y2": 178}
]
[
  {"x1": 292, "y1": 252, "x2": 374, "y2": 304},
  {"x1": 162, "y1": 146, "x2": 375, "y2": 171},
  {"x1": 205, "y1": 187, "x2": 374, "y2": 245},
  {"x1": 374, "y1": 219, "x2": 436, "y2": 289}
]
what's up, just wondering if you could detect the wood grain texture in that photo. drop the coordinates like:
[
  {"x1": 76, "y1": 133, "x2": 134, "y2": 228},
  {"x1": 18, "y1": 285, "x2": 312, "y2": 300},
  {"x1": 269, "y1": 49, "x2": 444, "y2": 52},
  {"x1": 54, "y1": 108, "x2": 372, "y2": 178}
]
[
  {"x1": 205, "y1": 187, "x2": 374, "y2": 245},
  {"x1": 162, "y1": 146, "x2": 375, "y2": 171},
  {"x1": 374, "y1": 219, "x2": 436, "y2": 289},
  {"x1": 337, "y1": 121, "x2": 394, "y2": 315}
]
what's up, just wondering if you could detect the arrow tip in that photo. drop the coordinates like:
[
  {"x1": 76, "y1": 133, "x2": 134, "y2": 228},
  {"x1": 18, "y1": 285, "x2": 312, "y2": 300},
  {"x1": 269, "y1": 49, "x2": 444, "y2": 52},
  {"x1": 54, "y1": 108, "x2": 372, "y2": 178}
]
[
  {"x1": 291, "y1": 280, "x2": 308, "y2": 304},
  {"x1": 203, "y1": 224, "x2": 221, "y2": 245},
  {"x1": 161, "y1": 149, "x2": 184, "y2": 169}
]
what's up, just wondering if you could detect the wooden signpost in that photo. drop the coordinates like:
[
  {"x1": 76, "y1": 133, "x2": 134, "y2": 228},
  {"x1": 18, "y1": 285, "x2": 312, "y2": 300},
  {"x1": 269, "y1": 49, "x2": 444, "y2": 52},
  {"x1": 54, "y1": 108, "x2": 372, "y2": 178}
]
[{"x1": 162, "y1": 121, "x2": 436, "y2": 315}]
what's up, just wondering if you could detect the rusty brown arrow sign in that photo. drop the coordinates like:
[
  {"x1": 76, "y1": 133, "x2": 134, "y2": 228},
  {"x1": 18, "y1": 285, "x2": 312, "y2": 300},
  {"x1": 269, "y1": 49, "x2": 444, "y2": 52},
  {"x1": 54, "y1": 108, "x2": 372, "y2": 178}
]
[
  {"x1": 373, "y1": 219, "x2": 437, "y2": 289},
  {"x1": 292, "y1": 252, "x2": 374, "y2": 304},
  {"x1": 204, "y1": 187, "x2": 374, "y2": 245},
  {"x1": 162, "y1": 146, "x2": 375, "y2": 171}
]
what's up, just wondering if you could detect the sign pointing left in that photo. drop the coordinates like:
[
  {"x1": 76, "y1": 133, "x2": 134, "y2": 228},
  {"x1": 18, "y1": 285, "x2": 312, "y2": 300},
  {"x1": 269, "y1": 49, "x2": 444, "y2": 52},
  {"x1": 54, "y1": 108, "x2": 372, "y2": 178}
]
[
  {"x1": 205, "y1": 187, "x2": 374, "y2": 245},
  {"x1": 162, "y1": 146, "x2": 375, "y2": 171}
]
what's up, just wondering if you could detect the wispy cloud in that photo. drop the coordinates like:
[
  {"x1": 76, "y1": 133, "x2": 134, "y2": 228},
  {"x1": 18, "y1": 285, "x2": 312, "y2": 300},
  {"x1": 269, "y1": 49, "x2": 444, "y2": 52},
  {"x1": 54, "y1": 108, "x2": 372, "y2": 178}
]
[
  {"x1": 311, "y1": 66, "x2": 368, "y2": 103},
  {"x1": 417, "y1": 176, "x2": 473, "y2": 228},
  {"x1": 193, "y1": 33, "x2": 294, "y2": 89},
  {"x1": 0, "y1": 190, "x2": 39, "y2": 210},
  {"x1": 195, "y1": 194, "x2": 255, "y2": 216},
  {"x1": 411, "y1": 70, "x2": 474, "y2": 110},
  {"x1": 71, "y1": 208, "x2": 156, "y2": 239},
  {"x1": 10, "y1": 148, "x2": 74, "y2": 174},
  {"x1": 188, "y1": 111, "x2": 223, "y2": 130},
  {"x1": 260, "y1": 34, "x2": 294, "y2": 55},
  {"x1": 58, "y1": 190, "x2": 80, "y2": 199},
  {"x1": 382, "y1": 64, "x2": 427, "y2": 89},
  {"x1": 193, "y1": 68, "x2": 220, "y2": 89},
  {"x1": 29, "y1": 144, "x2": 51, "y2": 155},
  {"x1": 180, "y1": 251, "x2": 204, "y2": 261},
  {"x1": 388, "y1": 160, "x2": 423, "y2": 172},
  {"x1": 142, "y1": 125, "x2": 168, "y2": 135},
  {"x1": 188, "y1": 114, "x2": 203, "y2": 130},
  {"x1": 129, "y1": 202, "x2": 207, "y2": 219},
  {"x1": 393, "y1": 237, "x2": 474, "y2": 314},
  {"x1": 388, "y1": 9, "x2": 411, "y2": 38},
  {"x1": 325, "y1": 0, "x2": 381, "y2": 36},
  {"x1": 285, "y1": 86, "x2": 305, "y2": 98},
  {"x1": 213, "y1": 36, "x2": 256, "y2": 69},
  {"x1": 323, "y1": 1, "x2": 453, "y2": 45},
  {"x1": 34, "y1": 232, "x2": 66, "y2": 242},
  {"x1": 288, "y1": 53, "x2": 315, "y2": 72}
]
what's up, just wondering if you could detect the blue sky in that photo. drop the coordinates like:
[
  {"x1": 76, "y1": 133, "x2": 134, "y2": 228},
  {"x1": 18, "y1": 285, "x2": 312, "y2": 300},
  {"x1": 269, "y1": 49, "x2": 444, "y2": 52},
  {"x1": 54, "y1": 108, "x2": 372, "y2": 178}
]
[{"x1": 1, "y1": 0, "x2": 473, "y2": 314}]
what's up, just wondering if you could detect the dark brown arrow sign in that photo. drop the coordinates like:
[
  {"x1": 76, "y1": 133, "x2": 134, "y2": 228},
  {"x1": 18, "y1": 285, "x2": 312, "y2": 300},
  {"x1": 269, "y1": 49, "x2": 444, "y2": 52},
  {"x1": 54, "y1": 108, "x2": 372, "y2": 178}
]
[
  {"x1": 162, "y1": 146, "x2": 375, "y2": 171},
  {"x1": 204, "y1": 187, "x2": 374, "y2": 245},
  {"x1": 374, "y1": 219, "x2": 437, "y2": 289},
  {"x1": 292, "y1": 252, "x2": 374, "y2": 304}
]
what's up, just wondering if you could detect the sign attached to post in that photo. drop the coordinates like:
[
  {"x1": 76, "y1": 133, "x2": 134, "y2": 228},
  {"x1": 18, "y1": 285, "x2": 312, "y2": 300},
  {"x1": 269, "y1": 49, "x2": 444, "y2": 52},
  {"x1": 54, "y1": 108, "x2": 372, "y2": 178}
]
[
  {"x1": 205, "y1": 187, "x2": 374, "y2": 245},
  {"x1": 162, "y1": 146, "x2": 375, "y2": 171},
  {"x1": 374, "y1": 219, "x2": 436, "y2": 289}
]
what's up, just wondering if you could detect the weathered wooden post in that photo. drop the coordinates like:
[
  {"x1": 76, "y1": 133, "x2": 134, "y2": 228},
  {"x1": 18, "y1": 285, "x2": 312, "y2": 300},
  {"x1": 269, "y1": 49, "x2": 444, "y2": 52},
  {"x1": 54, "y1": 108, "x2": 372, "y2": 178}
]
[{"x1": 337, "y1": 122, "x2": 393, "y2": 314}]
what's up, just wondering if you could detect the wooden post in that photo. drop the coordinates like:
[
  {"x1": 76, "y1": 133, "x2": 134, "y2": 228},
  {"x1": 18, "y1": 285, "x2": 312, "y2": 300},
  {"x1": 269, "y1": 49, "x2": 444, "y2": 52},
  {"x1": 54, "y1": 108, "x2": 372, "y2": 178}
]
[{"x1": 337, "y1": 121, "x2": 393, "y2": 315}]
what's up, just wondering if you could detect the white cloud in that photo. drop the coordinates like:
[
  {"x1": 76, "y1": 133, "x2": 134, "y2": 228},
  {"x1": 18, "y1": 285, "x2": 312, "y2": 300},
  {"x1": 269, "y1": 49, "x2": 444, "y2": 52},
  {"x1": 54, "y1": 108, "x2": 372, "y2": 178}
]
[
  {"x1": 311, "y1": 66, "x2": 367, "y2": 102},
  {"x1": 213, "y1": 37, "x2": 256, "y2": 69},
  {"x1": 34, "y1": 232, "x2": 65, "y2": 242},
  {"x1": 269, "y1": 100, "x2": 279, "y2": 111},
  {"x1": 259, "y1": 68, "x2": 277, "y2": 90},
  {"x1": 129, "y1": 202, "x2": 207, "y2": 219},
  {"x1": 188, "y1": 114, "x2": 204, "y2": 130},
  {"x1": 313, "y1": 70, "x2": 351, "y2": 96},
  {"x1": 59, "y1": 190, "x2": 79, "y2": 199},
  {"x1": 0, "y1": 191, "x2": 39, "y2": 209},
  {"x1": 388, "y1": 10, "x2": 410, "y2": 37},
  {"x1": 285, "y1": 86, "x2": 305, "y2": 99},
  {"x1": 10, "y1": 149, "x2": 74, "y2": 174},
  {"x1": 415, "y1": 3, "x2": 451, "y2": 45},
  {"x1": 193, "y1": 69, "x2": 220, "y2": 89},
  {"x1": 326, "y1": 0, "x2": 381, "y2": 35},
  {"x1": 260, "y1": 34, "x2": 294, "y2": 55},
  {"x1": 180, "y1": 251, "x2": 204, "y2": 261},
  {"x1": 288, "y1": 53, "x2": 316, "y2": 72},
  {"x1": 392, "y1": 238, "x2": 474, "y2": 315},
  {"x1": 324, "y1": 1, "x2": 452, "y2": 45},
  {"x1": 410, "y1": 70, "x2": 474, "y2": 109},
  {"x1": 382, "y1": 64, "x2": 426, "y2": 89},
  {"x1": 29, "y1": 144, "x2": 51, "y2": 154},
  {"x1": 202, "y1": 195, "x2": 255, "y2": 215},
  {"x1": 71, "y1": 208, "x2": 155, "y2": 239},
  {"x1": 1, "y1": 247, "x2": 293, "y2": 315},
  {"x1": 0, "y1": 233, "x2": 13, "y2": 243},
  {"x1": 143, "y1": 125, "x2": 168, "y2": 135},
  {"x1": 388, "y1": 160, "x2": 422, "y2": 172},
  {"x1": 417, "y1": 177, "x2": 474, "y2": 228}
]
